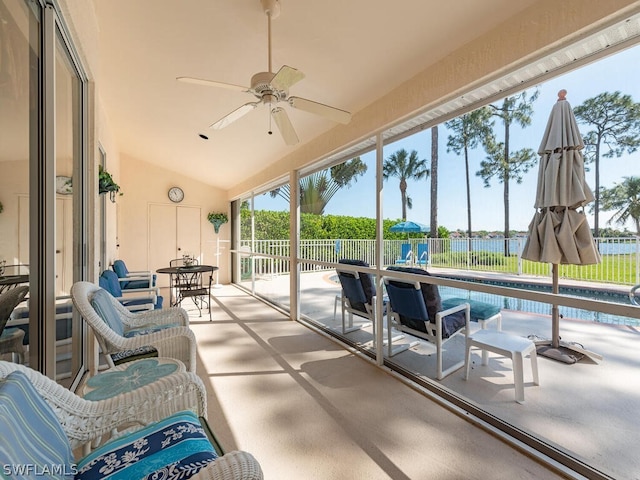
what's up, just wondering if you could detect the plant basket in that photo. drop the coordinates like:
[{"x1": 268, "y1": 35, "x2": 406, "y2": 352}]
[{"x1": 207, "y1": 212, "x2": 228, "y2": 234}]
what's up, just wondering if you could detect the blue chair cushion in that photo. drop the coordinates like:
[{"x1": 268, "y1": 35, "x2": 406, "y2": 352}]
[
  {"x1": 442, "y1": 297, "x2": 500, "y2": 321},
  {"x1": 125, "y1": 278, "x2": 154, "y2": 289},
  {"x1": 0, "y1": 371, "x2": 75, "y2": 479},
  {"x1": 100, "y1": 270, "x2": 124, "y2": 297},
  {"x1": 387, "y1": 266, "x2": 442, "y2": 322},
  {"x1": 338, "y1": 259, "x2": 374, "y2": 300},
  {"x1": 90, "y1": 289, "x2": 125, "y2": 337},
  {"x1": 76, "y1": 410, "x2": 217, "y2": 480},
  {"x1": 113, "y1": 260, "x2": 156, "y2": 289},
  {"x1": 386, "y1": 266, "x2": 465, "y2": 338}
]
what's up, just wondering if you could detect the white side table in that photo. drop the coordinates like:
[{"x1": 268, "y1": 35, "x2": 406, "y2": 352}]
[{"x1": 464, "y1": 330, "x2": 539, "y2": 403}]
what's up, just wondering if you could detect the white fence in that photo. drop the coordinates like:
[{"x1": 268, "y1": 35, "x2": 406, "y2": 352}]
[{"x1": 239, "y1": 236, "x2": 640, "y2": 286}]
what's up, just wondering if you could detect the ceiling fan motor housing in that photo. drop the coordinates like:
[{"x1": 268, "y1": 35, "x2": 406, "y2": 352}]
[
  {"x1": 251, "y1": 71, "x2": 287, "y2": 101},
  {"x1": 260, "y1": 0, "x2": 280, "y2": 18}
]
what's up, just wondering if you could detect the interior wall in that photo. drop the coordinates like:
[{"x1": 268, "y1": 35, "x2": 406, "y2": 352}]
[
  {"x1": 118, "y1": 154, "x2": 230, "y2": 283},
  {"x1": 0, "y1": 160, "x2": 28, "y2": 264}
]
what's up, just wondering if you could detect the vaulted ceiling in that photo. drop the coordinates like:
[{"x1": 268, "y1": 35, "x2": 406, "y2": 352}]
[
  {"x1": 91, "y1": 0, "x2": 640, "y2": 193},
  {"x1": 92, "y1": 0, "x2": 540, "y2": 190}
]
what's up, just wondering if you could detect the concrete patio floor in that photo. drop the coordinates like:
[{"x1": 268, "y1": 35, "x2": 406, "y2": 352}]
[
  {"x1": 177, "y1": 271, "x2": 639, "y2": 479},
  {"x1": 215, "y1": 272, "x2": 640, "y2": 479},
  {"x1": 186, "y1": 285, "x2": 567, "y2": 480}
]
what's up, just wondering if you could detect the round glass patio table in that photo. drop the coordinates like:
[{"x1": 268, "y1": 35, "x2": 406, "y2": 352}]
[{"x1": 157, "y1": 265, "x2": 217, "y2": 307}]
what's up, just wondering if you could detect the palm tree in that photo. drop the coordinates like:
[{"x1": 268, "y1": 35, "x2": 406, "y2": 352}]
[
  {"x1": 600, "y1": 176, "x2": 640, "y2": 234},
  {"x1": 270, "y1": 157, "x2": 367, "y2": 214},
  {"x1": 446, "y1": 107, "x2": 493, "y2": 241},
  {"x1": 383, "y1": 149, "x2": 429, "y2": 220},
  {"x1": 430, "y1": 126, "x2": 438, "y2": 239}
]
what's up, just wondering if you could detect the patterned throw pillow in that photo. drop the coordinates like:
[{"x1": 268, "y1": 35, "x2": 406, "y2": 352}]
[
  {"x1": 76, "y1": 410, "x2": 217, "y2": 480},
  {"x1": 0, "y1": 371, "x2": 75, "y2": 479}
]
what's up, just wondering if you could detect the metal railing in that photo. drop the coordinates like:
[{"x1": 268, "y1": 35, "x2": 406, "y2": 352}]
[{"x1": 240, "y1": 236, "x2": 640, "y2": 286}]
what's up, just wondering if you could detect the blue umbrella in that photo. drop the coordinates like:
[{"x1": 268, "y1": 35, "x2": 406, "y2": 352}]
[{"x1": 389, "y1": 221, "x2": 430, "y2": 234}]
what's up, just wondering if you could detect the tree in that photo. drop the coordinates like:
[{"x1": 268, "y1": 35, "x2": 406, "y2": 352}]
[
  {"x1": 430, "y1": 126, "x2": 438, "y2": 239},
  {"x1": 270, "y1": 157, "x2": 367, "y2": 214},
  {"x1": 383, "y1": 148, "x2": 429, "y2": 220},
  {"x1": 573, "y1": 91, "x2": 640, "y2": 236},
  {"x1": 480, "y1": 90, "x2": 539, "y2": 254},
  {"x1": 446, "y1": 107, "x2": 493, "y2": 240},
  {"x1": 600, "y1": 176, "x2": 640, "y2": 235}
]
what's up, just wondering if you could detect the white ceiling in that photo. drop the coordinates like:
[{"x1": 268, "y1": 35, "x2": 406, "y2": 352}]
[{"x1": 91, "y1": 0, "x2": 540, "y2": 191}]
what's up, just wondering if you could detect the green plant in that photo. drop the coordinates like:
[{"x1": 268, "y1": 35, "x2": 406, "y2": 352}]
[
  {"x1": 0, "y1": 200, "x2": 3, "y2": 214},
  {"x1": 98, "y1": 165, "x2": 122, "y2": 202},
  {"x1": 207, "y1": 212, "x2": 228, "y2": 234}
]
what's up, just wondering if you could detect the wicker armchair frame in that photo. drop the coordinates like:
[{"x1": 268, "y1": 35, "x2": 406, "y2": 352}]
[
  {"x1": 0, "y1": 362, "x2": 263, "y2": 480},
  {"x1": 71, "y1": 281, "x2": 197, "y2": 372}
]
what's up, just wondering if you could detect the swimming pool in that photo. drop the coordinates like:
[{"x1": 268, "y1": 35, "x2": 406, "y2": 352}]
[
  {"x1": 328, "y1": 271, "x2": 638, "y2": 326},
  {"x1": 436, "y1": 275, "x2": 638, "y2": 327}
]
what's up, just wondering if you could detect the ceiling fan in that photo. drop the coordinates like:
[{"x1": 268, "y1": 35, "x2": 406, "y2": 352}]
[{"x1": 177, "y1": 0, "x2": 351, "y2": 146}]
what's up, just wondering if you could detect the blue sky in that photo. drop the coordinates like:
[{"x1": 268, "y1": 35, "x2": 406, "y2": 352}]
[{"x1": 256, "y1": 46, "x2": 640, "y2": 232}]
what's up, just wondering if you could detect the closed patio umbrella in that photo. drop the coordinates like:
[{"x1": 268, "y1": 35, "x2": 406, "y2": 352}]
[{"x1": 521, "y1": 89, "x2": 602, "y2": 363}]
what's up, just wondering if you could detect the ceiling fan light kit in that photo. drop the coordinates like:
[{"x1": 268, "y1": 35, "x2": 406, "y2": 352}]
[{"x1": 178, "y1": 0, "x2": 351, "y2": 145}]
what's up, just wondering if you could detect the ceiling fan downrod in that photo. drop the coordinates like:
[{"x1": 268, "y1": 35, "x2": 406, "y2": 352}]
[{"x1": 260, "y1": 0, "x2": 280, "y2": 74}]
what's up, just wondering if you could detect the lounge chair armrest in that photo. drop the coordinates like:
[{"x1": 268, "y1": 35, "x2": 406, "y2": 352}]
[
  {"x1": 192, "y1": 451, "x2": 264, "y2": 480},
  {"x1": 117, "y1": 274, "x2": 153, "y2": 283},
  {"x1": 437, "y1": 302, "x2": 469, "y2": 318}
]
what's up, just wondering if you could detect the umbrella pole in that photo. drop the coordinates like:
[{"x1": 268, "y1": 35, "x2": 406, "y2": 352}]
[
  {"x1": 535, "y1": 263, "x2": 603, "y2": 364},
  {"x1": 551, "y1": 264, "x2": 560, "y2": 349}
]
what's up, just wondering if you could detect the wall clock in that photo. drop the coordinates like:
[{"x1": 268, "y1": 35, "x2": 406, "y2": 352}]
[
  {"x1": 168, "y1": 186, "x2": 184, "y2": 203},
  {"x1": 56, "y1": 176, "x2": 73, "y2": 195}
]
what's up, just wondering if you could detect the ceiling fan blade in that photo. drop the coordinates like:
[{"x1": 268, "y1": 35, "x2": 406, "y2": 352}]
[
  {"x1": 270, "y1": 65, "x2": 305, "y2": 91},
  {"x1": 288, "y1": 96, "x2": 351, "y2": 124},
  {"x1": 210, "y1": 102, "x2": 259, "y2": 130},
  {"x1": 271, "y1": 107, "x2": 299, "y2": 145},
  {"x1": 177, "y1": 76, "x2": 249, "y2": 93}
]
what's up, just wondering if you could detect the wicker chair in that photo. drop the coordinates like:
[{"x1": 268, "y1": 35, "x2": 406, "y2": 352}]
[
  {"x1": 71, "y1": 281, "x2": 197, "y2": 372},
  {"x1": 0, "y1": 362, "x2": 263, "y2": 479}
]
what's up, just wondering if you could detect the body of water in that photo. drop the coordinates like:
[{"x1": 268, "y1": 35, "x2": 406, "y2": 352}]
[{"x1": 449, "y1": 238, "x2": 638, "y2": 255}]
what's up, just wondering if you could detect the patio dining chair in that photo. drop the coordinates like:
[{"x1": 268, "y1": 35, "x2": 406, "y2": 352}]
[
  {"x1": 170, "y1": 258, "x2": 213, "y2": 320},
  {"x1": 384, "y1": 266, "x2": 470, "y2": 379},
  {"x1": 71, "y1": 281, "x2": 197, "y2": 371}
]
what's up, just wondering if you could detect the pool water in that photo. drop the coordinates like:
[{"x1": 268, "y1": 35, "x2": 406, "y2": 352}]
[{"x1": 439, "y1": 285, "x2": 639, "y2": 327}]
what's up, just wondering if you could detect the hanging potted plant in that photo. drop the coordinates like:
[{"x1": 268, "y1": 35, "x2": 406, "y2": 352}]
[
  {"x1": 207, "y1": 211, "x2": 228, "y2": 234},
  {"x1": 98, "y1": 165, "x2": 122, "y2": 202}
]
